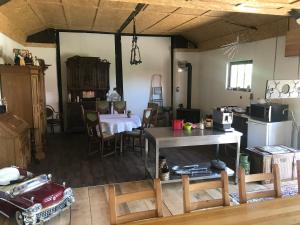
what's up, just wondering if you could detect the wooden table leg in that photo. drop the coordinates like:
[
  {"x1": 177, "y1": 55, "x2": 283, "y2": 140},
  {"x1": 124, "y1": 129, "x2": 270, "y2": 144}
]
[{"x1": 145, "y1": 138, "x2": 148, "y2": 178}]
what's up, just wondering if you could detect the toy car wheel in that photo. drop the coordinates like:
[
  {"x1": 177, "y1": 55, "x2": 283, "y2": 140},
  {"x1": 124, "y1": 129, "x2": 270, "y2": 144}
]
[{"x1": 15, "y1": 211, "x2": 25, "y2": 225}]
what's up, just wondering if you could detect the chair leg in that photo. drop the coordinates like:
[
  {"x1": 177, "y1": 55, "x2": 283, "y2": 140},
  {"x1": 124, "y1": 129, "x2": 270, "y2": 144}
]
[
  {"x1": 100, "y1": 140, "x2": 104, "y2": 160},
  {"x1": 132, "y1": 137, "x2": 135, "y2": 152},
  {"x1": 51, "y1": 124, "x2": 54, "y2": 134},
  {"x1": 114, "y1": 137, "x2": 117, "y2": 156},
  {"x1": 139, "y1": 136, "x2": 143, "y2": 157}
]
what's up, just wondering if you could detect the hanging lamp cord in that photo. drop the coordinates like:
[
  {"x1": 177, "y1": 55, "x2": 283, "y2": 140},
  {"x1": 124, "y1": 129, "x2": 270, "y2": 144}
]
[
  {"x1": 298, "y1": 51, "x2": 300, "y2": 80},
  {"x1": 272, "y1": 37, "x2": 278, "y2": 80}
]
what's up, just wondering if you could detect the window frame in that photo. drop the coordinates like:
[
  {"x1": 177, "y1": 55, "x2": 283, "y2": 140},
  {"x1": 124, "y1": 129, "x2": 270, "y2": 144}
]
[{"x1": 227, "y1": 60, "x2": 253, "y2": 92}]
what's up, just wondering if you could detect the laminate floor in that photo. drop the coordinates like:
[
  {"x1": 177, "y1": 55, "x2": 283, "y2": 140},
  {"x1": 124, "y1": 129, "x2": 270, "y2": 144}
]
[{"x1": 29, "y1": 133, "x2": 218, "y2": 188}]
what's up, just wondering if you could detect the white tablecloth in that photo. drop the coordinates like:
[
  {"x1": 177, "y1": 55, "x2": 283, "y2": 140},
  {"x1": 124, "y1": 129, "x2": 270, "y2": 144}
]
[{"x1": 99, "y1": 114, "x2": 141, "y2": 134}]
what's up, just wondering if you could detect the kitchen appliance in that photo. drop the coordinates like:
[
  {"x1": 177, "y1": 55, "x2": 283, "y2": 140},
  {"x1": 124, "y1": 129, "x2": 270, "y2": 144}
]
[
  {"x1": 247, "y1": 119, "x2": 292, "y2": 148},
  {"x1": 250, "y1": 103, "x2": 288, "y2": 122},
  {"x1": 172, "y1": 119, "x2": 184, "y2": 130},
  {"x1": 212, "y1": 108, "x2": 234, "y2": 132}
]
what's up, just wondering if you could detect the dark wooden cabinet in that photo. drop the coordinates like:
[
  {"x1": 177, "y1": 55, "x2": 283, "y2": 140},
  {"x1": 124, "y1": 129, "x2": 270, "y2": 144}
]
[{"x1": 66, "y1": 56, "x2": 110, "y2": 132}]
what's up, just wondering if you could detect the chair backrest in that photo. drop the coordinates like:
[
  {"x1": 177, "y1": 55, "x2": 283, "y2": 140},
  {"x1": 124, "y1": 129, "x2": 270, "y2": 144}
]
[
  {"x1": 84, "y1": 110, "x2": 103, "y2": 138},
  {"x1": 46, "y1": 105, "x2": 55, "y2": 119},
  {"x1": 113, "y1": 101, "x2": 126, "y2": 114},
  {"x1": 108, "y1": 179, "x2": 163, "y2": 225},
  {"x1": 238, "y1": 164, "x2": 281, "y2": 204},
  {"x1": 147, "y1": 102, "x2": 159, "y2": 127},
  {"x1": 141, "y1": 108, "x2": 153, "y2": 129},
  {"x1": 80, "y1": 104, "x2": 85, "y2": 124},
  {"x1": 182, "y1": 171, "x2": 230, "y2": 213},
  {"x1": 96, "y1": 101, "x2": 111, "y2": 114},
  {"x1": 297, "y1": 160, "x2": 300, "y2": 194}
]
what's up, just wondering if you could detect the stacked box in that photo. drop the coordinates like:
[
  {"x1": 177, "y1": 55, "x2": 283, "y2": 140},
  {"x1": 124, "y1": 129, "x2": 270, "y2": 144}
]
[{"x1": 244, "y1": 146, "x2": 299, "y2": 182}]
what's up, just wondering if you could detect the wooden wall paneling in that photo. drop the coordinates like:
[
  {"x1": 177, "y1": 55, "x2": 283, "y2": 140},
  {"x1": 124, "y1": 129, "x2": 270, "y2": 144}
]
[
  {"x1": 68, "y1": 5, "x2": 97, "y2": 28},
  {"x1": 285, "y1": 29, "x2": 300, "y2": 57},
  {"x1": 184, "y1": 20, "x2": 243, "y2": 43},
  {"x1": 30, "y1": 2, "x2": 66, "y2": 27},
  {"x1": 93, "y1": 9, "x2": 133, "y2": 32},
  {"x1": 195, "y1": 17, "x2": 288, "y2": 51},
  {"x1": 0, "y1": 0, "x2": 45, "y2": 36},
  {"x1": 145, "y1": 13, "x2": 196, "y2": 34},
  {"x1": 0, "y1": 13, "x2": 27, "y2": 44},
  {"x1": 168, "y1": 16, "x2": 219, "y2": 34},
  {"x1": 122, "y1": 11, "x2": 169, "y2": 33},
  {"x1": 109, "y1": 0, "x2": 290, "y2": 16}
]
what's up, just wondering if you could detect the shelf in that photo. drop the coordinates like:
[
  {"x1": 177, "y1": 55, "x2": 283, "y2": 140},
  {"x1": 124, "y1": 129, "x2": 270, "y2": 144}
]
[{"x1": 146, "y1": 162, "x2": 235, "y2": 184}]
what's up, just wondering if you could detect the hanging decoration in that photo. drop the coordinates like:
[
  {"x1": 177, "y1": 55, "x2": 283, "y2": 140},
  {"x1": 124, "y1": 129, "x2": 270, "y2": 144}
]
[
  {"x1": 130, "y1": 16, "x2": 142, "y2": 65},
  {"x1": 265, "y1": 38, "x2": 300, "y2": 99},
  {"x1": 221, "y1": 34, "x2": 240, "y2": 60}
]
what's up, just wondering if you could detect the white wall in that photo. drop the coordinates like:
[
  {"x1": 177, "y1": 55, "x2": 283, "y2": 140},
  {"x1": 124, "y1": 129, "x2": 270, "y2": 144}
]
[
  {"x1": 0, "y1": 32, "x2": 24, "y2": 64},
  {"x1": 27, "y1": 47, "x2": 58, "y2": 111},
  {"x1": 59, "y1": 32, "x2": 116, "y2": 117},
  {"x1": 122, "y1": 36, "x2": 171, "y2": 117},
  {"x1": 0, "y1": 32, "x2": 58, "y2": 111},
  {"x1": 173, "y1": 51, "x2": 201, "y2": 111},
  {"x1": 175, "y1": 36, "x2": 300, "y2": 147}
]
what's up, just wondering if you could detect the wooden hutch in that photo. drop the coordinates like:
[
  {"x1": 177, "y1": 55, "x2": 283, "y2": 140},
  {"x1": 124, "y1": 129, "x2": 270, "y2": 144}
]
[
  {"x1": 0, "y1": 65, "x2": 46, "y2": 160},
  {"x1": 66, "y1": 56, "x2": 110, "y2": 131},
  {"x1": 0, "y1": 113, "x2": 31, "y2": 168}
]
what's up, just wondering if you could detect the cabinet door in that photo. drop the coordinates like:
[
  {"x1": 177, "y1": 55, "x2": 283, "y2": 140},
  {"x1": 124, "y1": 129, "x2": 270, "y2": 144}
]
[{"x1": 247, "y1": 121, "x2": 267, "y2": 148}]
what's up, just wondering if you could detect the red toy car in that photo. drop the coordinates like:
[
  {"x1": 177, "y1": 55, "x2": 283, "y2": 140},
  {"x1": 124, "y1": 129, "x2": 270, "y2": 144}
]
[{"x1": 0, "y1": 167, "x2": 74, "y2": 225}]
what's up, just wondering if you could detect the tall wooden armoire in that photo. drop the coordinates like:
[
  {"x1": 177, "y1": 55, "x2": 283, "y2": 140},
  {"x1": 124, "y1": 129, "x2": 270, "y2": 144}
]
[
  {"x1": 66, "y1": 56, "x2": 110, "y2": 131},
  {"x1": 0, "y1": 66, "x2": 46, "y2": 160}
]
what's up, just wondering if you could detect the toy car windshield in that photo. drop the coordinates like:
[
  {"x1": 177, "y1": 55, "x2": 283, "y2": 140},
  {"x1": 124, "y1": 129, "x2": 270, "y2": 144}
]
[{"x1": 11, "y1": 174, "x2": 49, "y2": 196}]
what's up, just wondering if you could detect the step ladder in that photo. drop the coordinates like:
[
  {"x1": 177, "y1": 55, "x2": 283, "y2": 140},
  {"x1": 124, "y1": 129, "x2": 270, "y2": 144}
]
[{"x1": 150, "y1": 74, "x2": 163, "y2": 107}]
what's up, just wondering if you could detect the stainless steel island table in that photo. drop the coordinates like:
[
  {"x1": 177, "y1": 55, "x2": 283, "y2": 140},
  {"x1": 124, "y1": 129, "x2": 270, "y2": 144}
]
[{"x1": 144, "y1": 127, "x2": 243, "y2": 183}]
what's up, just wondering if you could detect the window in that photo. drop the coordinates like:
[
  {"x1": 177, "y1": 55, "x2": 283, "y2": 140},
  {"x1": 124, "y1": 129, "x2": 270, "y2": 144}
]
[{"x1": 227, "y1": 60, "x2": 253, "y2": 91}]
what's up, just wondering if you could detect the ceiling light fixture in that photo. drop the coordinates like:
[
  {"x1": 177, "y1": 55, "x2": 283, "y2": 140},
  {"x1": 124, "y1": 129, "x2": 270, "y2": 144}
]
[{"x1": 130, "y1": 15, "x2": 142, "y2": 65}]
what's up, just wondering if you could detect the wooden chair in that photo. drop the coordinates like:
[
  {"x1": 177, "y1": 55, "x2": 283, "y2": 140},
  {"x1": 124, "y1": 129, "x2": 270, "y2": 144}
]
[
  {"x1": 113, "y1": 101, "x2": 126, "y2": 114},
  {"x1": 297, "y1": 160, "x2": 300, "y2": 194},
  {"x1": 84, "y1": 110, "x2": 116, "y2": 159},
  {"x1": 125, "y1": 108, "x2": 153, "y2": 155},
  {"x1": 46, "y1": 105, "x2": 61, "y2": 134},
  {"x1": 182, "y1": 171, "x2": 230, "y2": 213},
  {"x1": 238, "y1": 164, "x2": 281, "y2": 204},
  {"x1": 96, "y1": 100, "x2": 111, "y2": 114},
  {"x1": 147, "y1": 102, "x2": 159, "y2": 127},
  {"x1": 108, "y1": 178, "x2": 163, "y2": 224}
]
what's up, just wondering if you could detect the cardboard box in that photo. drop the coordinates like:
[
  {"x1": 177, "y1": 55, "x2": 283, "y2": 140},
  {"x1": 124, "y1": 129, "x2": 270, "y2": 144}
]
[{"x1": 245, "y1": 146, "x2": 298, "y2": 182}]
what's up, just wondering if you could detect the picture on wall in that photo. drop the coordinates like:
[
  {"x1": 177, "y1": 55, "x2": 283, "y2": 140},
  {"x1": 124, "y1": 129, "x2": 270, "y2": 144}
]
[{"x1": 265, "y1": 80, "x2": 300, "y2": 99}]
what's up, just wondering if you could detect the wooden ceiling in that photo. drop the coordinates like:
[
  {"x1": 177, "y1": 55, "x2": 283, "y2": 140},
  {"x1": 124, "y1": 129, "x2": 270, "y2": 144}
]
[{"x1": 0, "y1": 0, "x2": 296, "y2": 49}]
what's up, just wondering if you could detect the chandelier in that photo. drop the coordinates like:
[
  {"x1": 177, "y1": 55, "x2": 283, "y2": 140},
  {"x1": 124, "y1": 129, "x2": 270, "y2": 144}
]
[{"x1": 130, "y1": 17, "x2": 142, "y2": 65}]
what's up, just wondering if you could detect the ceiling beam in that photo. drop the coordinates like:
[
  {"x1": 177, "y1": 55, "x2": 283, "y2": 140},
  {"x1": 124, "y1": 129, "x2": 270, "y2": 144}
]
[
  {"x1": 108, "y1": 0, "x2": 292, "y2": 16},
  {"x1": 117, "y1": 3, "x2": 145, "y2": 33}
]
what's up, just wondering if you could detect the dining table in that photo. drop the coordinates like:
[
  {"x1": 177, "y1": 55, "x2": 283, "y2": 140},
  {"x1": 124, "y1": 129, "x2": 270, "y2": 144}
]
[
  {"x1": 99, "y1": 114, "x2": 142, "y2": 153},
  {"x1": 126, "y1": 195, "x2": 300, "y2": 225}
]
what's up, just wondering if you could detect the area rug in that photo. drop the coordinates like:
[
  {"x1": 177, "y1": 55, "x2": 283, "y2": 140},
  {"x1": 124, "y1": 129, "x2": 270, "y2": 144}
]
[{"x1": 230, "y1": 184, "x2": 298, "y2": 204}]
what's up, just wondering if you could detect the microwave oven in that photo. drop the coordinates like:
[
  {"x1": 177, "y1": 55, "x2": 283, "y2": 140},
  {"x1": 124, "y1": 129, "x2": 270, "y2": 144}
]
[{"x1": 250, "y1": 103, "x2": 288, "y2": 122}]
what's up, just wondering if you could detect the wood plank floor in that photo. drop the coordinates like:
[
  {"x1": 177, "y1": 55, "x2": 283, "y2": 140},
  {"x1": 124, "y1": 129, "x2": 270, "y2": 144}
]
[
  {"x1": 29, "y1": 133, "x2": 217, "y2": 187},
  {"x1": 0, "y1": 179, "x2": 297, "y2": 225}
]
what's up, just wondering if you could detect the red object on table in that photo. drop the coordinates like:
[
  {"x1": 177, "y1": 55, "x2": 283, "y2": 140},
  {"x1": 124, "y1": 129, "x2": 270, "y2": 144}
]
[{"x1": 172, "y1": 119, "x2": 184, "y2": 130}]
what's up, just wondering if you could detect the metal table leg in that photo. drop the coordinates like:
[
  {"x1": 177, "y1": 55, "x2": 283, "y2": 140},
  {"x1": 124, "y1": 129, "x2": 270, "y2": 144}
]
[{"x1": 235, "y1": 139, "x2": 241, "y2": 184}]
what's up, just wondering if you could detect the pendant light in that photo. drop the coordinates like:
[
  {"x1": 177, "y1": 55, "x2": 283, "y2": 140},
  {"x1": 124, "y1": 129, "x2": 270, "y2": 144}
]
[{"x1": 130, "y1": 16, "x2": 142, "y2": 65}]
